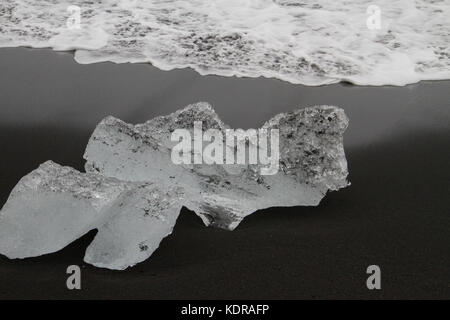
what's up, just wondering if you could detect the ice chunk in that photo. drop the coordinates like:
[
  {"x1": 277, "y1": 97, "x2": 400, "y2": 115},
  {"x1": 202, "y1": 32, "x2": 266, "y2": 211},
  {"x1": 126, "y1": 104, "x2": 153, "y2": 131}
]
[
  {"x1": 0, "y1": 161, "x2": 183, "y2": 270},
  {"x1": 84, "y1": 102, "x2": 349, "y2": 230},
  {"x1": 0, "y1": 103, "x2": 349, "y2": 269}
]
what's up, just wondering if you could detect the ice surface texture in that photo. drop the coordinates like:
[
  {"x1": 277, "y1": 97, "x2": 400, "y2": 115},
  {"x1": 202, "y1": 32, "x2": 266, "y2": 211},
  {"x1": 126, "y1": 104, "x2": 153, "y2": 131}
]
[
  {"x1": 0, "y1": 103, "x2": 349, "y2": 269},
  {"x1": 1, "y1": 0, "x2": 449, "y2": 85},
  {"x1": 0, "y1": 161, "x2": 184, "y2": 270},
  {"x1": 84, "y1": 102, "x2": 349, "y2": 230}
]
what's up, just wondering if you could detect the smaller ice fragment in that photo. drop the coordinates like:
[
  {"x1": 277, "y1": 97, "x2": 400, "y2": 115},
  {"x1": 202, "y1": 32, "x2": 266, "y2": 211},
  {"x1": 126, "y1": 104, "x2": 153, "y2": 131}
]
[{"x1": 0, "y1": 161, "x2": 183, "y2": 270}]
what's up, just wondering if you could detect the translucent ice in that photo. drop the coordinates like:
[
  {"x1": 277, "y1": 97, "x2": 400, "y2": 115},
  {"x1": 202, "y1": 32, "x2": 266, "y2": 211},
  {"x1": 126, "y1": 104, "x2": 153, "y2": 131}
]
[
  {"x1": 0, "y1": 103, "x2": 349, "y2": 269},
  {"x1": 84, "y1": 102, "x2": 349, "y2": 230},
  {"x1": 0, "y1": 161, "x2": 183, "y2": 270}
]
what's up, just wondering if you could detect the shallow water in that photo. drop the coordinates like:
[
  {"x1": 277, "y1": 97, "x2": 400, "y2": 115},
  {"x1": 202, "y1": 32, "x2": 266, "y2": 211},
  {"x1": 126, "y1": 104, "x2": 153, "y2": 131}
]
[{"x1": 1, "y1": 0, "x2": 449, "y2": 85}]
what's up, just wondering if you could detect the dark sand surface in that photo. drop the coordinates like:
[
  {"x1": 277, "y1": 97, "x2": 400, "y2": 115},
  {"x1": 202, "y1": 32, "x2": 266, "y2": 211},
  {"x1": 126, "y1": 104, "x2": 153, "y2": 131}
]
[{"x1": 0, "y1": 48, "x2": 449, "y2": 299}]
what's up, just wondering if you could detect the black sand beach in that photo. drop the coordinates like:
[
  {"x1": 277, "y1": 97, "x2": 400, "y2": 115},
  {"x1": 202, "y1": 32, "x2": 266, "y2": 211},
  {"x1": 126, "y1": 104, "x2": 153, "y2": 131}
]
[{"x1": 0, "y1": 48, "x2": 449, "y2": 299}]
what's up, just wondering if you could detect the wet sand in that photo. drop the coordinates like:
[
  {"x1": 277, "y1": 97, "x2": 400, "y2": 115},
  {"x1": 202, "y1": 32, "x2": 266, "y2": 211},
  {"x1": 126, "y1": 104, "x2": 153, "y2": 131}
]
[{"x1": 0, "y1": 48, "x2": 449, "y2": 299}]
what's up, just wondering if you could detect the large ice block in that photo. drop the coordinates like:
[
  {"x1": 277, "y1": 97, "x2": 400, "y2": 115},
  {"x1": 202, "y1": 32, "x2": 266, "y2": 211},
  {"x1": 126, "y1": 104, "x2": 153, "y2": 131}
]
[
  {"x1": 0, "y1": 103, "x2": 349, "y2": 269},
  {"x1": 84, "y1": 102, "x2": 349, "y2": 230}
]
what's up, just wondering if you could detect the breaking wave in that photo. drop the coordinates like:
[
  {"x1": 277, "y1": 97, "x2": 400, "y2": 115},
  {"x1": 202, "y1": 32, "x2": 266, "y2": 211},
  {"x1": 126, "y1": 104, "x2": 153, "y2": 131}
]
[{"x1": 1, "y1": 0, "x2": 449, "y2": 85}]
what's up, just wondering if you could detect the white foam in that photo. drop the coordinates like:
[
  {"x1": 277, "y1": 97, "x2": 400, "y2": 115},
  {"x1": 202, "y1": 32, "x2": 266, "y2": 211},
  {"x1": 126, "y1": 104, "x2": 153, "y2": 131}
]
[{"x1": 1, "y1": 0, "x2": 449, "y2": 85}]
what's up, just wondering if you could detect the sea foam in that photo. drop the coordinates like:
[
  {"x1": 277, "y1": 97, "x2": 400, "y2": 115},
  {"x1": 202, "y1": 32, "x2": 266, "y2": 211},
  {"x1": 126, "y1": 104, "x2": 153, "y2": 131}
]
[{"x1": 1, "y1": 0, "x2": 449, "y2": 85}]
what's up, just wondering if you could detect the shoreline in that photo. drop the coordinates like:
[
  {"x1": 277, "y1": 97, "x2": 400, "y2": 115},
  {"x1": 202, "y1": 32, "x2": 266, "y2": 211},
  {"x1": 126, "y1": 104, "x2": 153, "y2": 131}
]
[
  {"x1": 4, "y1": 45, "x2": 450, "y2": 87},
  {"x1": 1, "y1": 47, "x2": 449, "y2": 146}
]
